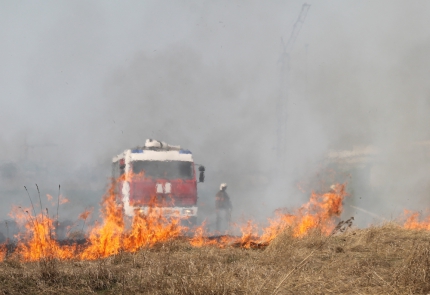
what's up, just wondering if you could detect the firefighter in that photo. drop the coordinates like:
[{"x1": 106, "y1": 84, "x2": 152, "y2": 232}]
[{"x1": 215, "y1": 183, "x2": 232, "y2": 231}]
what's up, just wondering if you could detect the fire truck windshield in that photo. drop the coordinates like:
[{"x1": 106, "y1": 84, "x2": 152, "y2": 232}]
[{"x1": 132, "y1": 161, "x2": 193, "y2": 180}]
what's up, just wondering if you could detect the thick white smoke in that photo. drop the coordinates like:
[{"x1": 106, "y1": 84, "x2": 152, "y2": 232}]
[{"x1": 1, "y1": 1, "x2": 430, "y2": 231}]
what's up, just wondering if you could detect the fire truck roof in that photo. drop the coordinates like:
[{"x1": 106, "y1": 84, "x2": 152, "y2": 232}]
[
  {"x1": 112, "y1": 140, "x2": 193, "y2": 163},
  {"x1": 142, "y1": 139, "x2": 181, "y2": 150}
]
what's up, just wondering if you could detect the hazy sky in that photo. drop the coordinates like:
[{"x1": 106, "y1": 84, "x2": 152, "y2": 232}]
[{"x1": 1, "y1": 1, "x2": 430, "y2": 226}]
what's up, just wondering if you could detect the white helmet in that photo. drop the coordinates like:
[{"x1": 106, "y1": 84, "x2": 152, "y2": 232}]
[{"x1": 220, "y1": 183, "x2": 227, "y2": 190}]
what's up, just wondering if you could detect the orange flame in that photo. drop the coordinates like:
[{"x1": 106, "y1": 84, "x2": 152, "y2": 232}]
[
  {"x1": 81, "y1": 179, "x2": 183, "y2": 259},
  {"x1": 293, "y1": 183, "x2": 345, "y2": 237},
  {"x1": 0, "y1": 245, "x2": 6, "y2": 262},
  {"x1": 189, "y1": 221, "x2": 219, "y2": 247},
  {"x1": 189, "y1": 223, "x2": 206, "y2": 247},
  {"x1": 237, "y1": 220, "x2": 259, "y2": 248},
  {"x1": 256, "y1": 183, "x2": 347, "y2": 244},
  {"x1": 80, "y1": 183, "x2": 124, "y2": 260},
  {"x1": 9, "y1": 208, "x2": 74, "y2": 261},
  {"x1": 123, "y1": 208, "x2": 182, "y2": 252},
  {"x1": 189, "y1": 184, "x2": 348, "y2": 249},
  {"x1": 402, "y1": 210, "x2": 430, "y2": 230},
  {"x1": 78, "y1": 208, "x2": 93, "y2": 220}
]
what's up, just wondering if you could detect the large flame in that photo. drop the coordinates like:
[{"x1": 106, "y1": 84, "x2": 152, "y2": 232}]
[
  {"x1": 242, "y1": 183, "x2": 346, "y2": 245},
  {"x1": 80, "y1": 183, "x2": 125, "y2": 260},
  {"x1": 123, "y1": 205, "x2": 182, "y2": 252},
  {"x1": 81, "y1": 178, "x2": 183, "y2": 260},
  {"x1": 191, "y1": 183, "x2": 348, "y2": 248},
  {"x1": 9, "y1": 207, "x2": 74, "y2": 261}
]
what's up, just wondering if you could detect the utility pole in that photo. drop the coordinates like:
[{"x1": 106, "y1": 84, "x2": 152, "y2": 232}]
[{"x1": 276, "y1": 3, "x2": 311, "y2": 168}]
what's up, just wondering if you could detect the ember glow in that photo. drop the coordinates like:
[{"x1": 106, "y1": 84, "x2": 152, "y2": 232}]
[{"x1": 0, "y1": 180, "x2": 349, "y2": 262}]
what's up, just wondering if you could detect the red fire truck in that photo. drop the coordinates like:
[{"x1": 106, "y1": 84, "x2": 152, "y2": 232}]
[{"x1": 112, "y1": 139, "x2": 204, "y2": 224}]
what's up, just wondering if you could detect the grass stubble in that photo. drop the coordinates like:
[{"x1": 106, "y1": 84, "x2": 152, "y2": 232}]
[{"x1": 1, "y1": 221, "x2": 430, "y2": 294}]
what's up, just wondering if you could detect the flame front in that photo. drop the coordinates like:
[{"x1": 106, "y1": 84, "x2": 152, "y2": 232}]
[
  {"x1": 6, "y1": 179, "x2": 430, "y2": 263},
  {"x1": 2, "y1": 180, "x2": 349, "y2": 261},
  {"x1": 259, "y1": 183, "x2": 347, "y2": 243}
]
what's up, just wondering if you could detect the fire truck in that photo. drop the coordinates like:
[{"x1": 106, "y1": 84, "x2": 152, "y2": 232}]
[{"x1": 112, "y1": 139, "x2": 204, "y2": 224}]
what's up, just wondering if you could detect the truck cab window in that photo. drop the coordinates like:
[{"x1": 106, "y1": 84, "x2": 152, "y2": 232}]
[{"x1": 132, "y1": 161, "x2": 193, "y2": 180}]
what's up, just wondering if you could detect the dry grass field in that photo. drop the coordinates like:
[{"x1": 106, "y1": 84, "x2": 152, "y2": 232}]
[{"x1": 1, "y1": 223, "x2": 430, "y2": 294}]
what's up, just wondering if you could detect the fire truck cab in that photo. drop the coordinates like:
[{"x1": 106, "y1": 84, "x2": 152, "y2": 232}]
[{"x1": 112, "y1": 139, "x2": 203, "y2": 224}]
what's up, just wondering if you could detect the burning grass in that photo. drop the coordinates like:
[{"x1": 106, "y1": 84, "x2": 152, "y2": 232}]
[
  {"x1": 1, "y1": 181, "x2": 349, "y2": 262},
  {"x1": 2, "y1": 224, "x2": 430, "y2": 294},
  {"x1": 3, "y1": 179, "x2": 430, "y2": 293}
]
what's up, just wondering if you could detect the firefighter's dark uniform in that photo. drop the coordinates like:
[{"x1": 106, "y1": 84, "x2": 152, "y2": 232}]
[{"x1": 215, "y1": 188, "x2": 232, "y2": 231}]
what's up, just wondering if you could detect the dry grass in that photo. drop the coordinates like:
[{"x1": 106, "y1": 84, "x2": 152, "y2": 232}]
[{"x1": 1, "y1": 224, "x2": 430, "y2": 294}]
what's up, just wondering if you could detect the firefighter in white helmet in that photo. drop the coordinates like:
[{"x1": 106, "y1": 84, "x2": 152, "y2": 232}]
[{"x1": 215, "y1": 183, "x2": 232, "y2": 231}]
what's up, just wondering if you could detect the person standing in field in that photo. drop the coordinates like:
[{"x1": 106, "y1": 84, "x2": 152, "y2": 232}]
[{"x1": 215, "y1": 183, "x2": 232, "y2": 232}]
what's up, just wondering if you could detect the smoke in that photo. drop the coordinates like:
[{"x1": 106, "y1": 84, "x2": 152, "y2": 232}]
[{"x1": 1, "y1": 1, "x2": 430, "y2": 230}]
